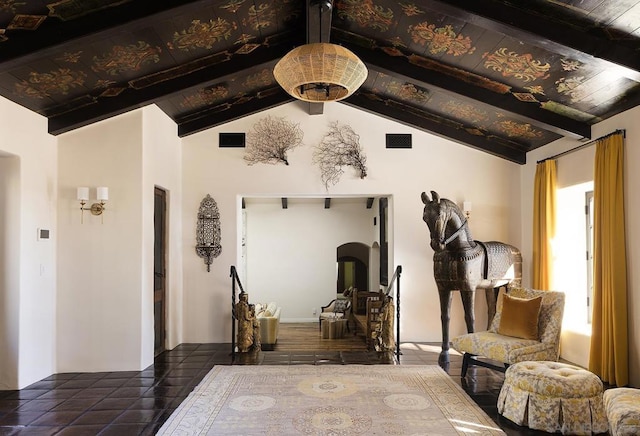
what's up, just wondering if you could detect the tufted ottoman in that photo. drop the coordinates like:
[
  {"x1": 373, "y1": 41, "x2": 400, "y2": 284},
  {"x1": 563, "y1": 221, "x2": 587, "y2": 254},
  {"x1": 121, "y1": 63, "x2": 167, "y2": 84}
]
[
  {"x1": 603, "y1": 388, "x2": 640, "y2": 435},
  {"x1": 497, "y1": 361, "x2": 608, "y2": 434}
]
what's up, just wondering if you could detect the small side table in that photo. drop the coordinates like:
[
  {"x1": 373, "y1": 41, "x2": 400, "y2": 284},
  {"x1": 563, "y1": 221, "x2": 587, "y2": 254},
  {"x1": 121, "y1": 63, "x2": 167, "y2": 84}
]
[{"x1": 321, "y1": 318, "x2": 347, "y2": 339}]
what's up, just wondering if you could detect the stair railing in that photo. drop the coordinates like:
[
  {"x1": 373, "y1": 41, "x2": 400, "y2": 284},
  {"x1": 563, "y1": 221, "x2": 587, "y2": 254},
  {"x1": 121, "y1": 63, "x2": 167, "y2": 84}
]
[
  {"x1": 385, "y1": 265, "x2": 402, "y2": 361},
  {"x1": 230, "y1": 265, "x2": 245, "y2": 361}
]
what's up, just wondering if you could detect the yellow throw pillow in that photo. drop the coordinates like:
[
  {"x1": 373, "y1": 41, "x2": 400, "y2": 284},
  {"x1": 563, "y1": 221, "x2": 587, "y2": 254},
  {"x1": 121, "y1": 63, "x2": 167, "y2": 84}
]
[{"x1": 497, "y1": 294, "x2": 543, "y2": 340}]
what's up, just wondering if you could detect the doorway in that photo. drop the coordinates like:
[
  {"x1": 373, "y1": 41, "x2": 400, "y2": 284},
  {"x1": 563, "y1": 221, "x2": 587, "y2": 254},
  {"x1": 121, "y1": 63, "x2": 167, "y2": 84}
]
[
  {"x1": 336, "y1": 242, "x2": 369, "y2": 293},
  {"x1": 154, "y1": 187, "x2": 167, "y2": 356}
]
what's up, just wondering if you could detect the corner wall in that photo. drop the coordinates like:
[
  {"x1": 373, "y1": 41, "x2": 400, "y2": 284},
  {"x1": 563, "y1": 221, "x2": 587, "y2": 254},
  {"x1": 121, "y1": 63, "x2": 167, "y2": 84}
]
[
  {"x1": 0, "y1": 154, "x2": 20, "y2": 390},
  {"x1": 57, "y1": 112, "x2": 146, "y2": 372},
  {"x1": 141, "y1": 106, "x2": 183, "y2": 353},
  {"x1": 0, "y1": 96, "x2": 57, "y2": 389}
]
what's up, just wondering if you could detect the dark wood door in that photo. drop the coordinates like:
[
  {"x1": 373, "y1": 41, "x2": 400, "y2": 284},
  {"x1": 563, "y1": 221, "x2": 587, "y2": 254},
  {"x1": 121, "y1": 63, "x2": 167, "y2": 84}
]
[{"x1": 154, "y1": 187, "x2": 167, "y2": 356}]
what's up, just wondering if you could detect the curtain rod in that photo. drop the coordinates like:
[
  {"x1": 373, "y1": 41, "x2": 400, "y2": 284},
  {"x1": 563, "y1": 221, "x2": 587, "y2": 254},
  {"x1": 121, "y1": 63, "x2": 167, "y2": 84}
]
[{"x1": 537, "y1": 129, "x2": 626, "y2": 164}]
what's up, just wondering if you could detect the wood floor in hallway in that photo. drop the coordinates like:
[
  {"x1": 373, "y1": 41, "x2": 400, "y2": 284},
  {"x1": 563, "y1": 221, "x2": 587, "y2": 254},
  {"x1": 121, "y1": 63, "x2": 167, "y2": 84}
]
[{"x1": 271, "y1": 322, "x2": 369, "y2": 352}]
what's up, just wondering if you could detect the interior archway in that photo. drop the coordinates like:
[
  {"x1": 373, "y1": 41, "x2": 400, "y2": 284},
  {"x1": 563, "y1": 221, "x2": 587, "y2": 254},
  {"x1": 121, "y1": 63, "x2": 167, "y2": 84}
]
[{"x1": 337, "y1": 242, "x2": 369, "y2": 293}]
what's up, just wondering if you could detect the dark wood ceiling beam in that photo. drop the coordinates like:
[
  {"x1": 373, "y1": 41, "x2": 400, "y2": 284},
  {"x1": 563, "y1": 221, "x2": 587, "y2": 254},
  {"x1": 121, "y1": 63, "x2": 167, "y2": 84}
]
[
  {"x1": 366, "y1": 198, "x2": 374, "y2": 209},
  {"x1": 47, "y1": 43, "x2": 295, "y2": 135},
  {"x1": 343, "y1": 93, "x2": 527, "y2": 165},
  {"x1": 426, "y1": 0, "x2": 640, "y2": 79},
  {"x1": 282, "y1": 198, "x2": 288, "y2": 209},
  {"x1": 177, "y1": 89, "x2": 292, "y2": 137},
  {"x1": 324, "y1": 198, "x2": 331, "y2": 209},
  {"x1": 335, "y1": 40, "x2": 591, "y2": 139},
  {"x1": 0, "y1": 0, "x2": 205, "y2": 71}
]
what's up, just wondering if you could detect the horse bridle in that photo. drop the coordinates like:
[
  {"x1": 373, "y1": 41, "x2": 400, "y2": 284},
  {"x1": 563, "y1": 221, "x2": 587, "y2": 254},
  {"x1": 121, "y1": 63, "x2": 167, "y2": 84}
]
[{"x1": 438, "y1": 218, "x2": 468, "y2": 247}]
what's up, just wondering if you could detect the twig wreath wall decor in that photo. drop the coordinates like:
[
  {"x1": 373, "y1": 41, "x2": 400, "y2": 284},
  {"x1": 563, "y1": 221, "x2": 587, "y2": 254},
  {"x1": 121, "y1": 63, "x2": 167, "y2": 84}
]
[
  {"x1": 313, "y1": 121, "x2": 367, "y2": 189},
  {"x1": 195, "y1": 194, "x2": 221, "y2": 272},
  {"x1": 243, "y1": 115, "x2": 304, "y2": 166}
]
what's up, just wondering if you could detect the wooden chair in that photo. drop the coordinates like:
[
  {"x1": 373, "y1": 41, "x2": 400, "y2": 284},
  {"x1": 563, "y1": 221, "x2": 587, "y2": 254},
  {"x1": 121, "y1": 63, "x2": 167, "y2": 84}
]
[{"x1": 318, "y1": 299, "x2": 351, "y2": 332}]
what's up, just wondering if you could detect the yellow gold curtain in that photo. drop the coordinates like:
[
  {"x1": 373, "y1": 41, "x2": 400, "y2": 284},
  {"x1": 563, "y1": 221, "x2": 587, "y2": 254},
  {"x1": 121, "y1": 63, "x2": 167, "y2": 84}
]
[
  {"x1": 589, "y1": 132, "x2": 628, "y2": 386},
  {"x1": 533, "y1": 159, "x2": 557, "y2": 289}
]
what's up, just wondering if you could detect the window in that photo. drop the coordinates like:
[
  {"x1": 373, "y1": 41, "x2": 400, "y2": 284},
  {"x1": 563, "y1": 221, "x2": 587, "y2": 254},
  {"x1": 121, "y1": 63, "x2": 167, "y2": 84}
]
[
  {"x1": 554, "y1": 182, "x2": 593, "y2": 331},
  {"x1": 585, "y1": 191, "x2": 594, "y2": 323}
]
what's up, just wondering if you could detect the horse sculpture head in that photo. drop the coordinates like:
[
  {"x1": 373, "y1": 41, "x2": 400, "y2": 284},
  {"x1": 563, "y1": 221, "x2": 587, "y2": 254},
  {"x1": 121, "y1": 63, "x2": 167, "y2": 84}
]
[{"x1": 421, "y1": 190, "x2": 469, "y2": 252}]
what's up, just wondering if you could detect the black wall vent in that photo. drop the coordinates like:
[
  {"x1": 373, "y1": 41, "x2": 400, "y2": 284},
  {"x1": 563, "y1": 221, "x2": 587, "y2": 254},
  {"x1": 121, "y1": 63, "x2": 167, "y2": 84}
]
[
  {"x1": 386, "y1": 133, "x2": 412, "y2": 149},
  {"x1": 219, "y1": 132, "x2": 245, "y2": 147}
]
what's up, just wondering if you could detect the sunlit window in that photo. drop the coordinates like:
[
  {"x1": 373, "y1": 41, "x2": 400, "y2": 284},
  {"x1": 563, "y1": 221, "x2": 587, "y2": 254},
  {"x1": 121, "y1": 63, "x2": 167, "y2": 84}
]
[
  {"x1": 585, "y1": 191, "x2": 594, "y2": 324},
  {"x1": 553, "y1": 182, "x2": 593, "y2": 332}
]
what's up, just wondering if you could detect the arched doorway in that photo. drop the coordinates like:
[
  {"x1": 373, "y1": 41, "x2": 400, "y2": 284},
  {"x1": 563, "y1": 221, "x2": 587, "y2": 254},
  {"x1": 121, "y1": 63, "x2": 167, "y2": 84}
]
[{"x1": 336, "y1": 242, "x2": 369, "y2": 293}]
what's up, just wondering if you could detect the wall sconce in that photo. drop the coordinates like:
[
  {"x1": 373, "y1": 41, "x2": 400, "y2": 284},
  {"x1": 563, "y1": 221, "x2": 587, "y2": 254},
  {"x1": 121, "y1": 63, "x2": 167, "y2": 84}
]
[
  {"x1": 463, "y1": 201, "x2": 472, "y2": 220},
  {"x1": 77, "y1": 186, "x2": 108, "y2": 223},
  {"x1": 196, "y1": 194, "x2": 222, "y2": 272}
]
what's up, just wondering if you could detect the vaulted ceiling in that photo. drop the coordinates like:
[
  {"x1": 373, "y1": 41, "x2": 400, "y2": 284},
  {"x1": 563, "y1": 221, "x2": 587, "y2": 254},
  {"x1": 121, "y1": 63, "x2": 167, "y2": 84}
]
[{"x1": 1, "y1": 0, "x2": 639, "y2": 164}]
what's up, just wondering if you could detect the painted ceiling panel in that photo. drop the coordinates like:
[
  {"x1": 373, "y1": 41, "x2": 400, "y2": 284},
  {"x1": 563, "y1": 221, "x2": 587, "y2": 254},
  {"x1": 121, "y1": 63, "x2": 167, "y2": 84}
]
[{"x1": 0, "y1": 0, "x2": 638, "y2": 164}]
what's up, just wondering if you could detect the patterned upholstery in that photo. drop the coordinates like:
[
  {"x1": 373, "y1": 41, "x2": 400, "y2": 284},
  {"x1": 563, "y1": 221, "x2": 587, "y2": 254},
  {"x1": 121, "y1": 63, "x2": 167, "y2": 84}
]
[
  {"x1": 498, "y1": 361, "x2": 608, "y2": 434},
  {"x1": 604, "y1": 388, "x2": 640, "y2": 436},
  {"x1": 451, "y1": 288, "x2": 565, "y2": 375},
  {"x1": 319, "y1": 299, "x2": 351, "y2": 332},
  {"x1": 334, "y1": 299, "x2": 349, "y2": 313}
]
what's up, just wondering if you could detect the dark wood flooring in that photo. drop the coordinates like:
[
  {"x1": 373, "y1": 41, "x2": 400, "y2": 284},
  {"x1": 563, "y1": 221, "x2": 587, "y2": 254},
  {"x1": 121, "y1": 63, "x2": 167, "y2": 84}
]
[{"x1": 0, "y1": 323, "x2": 560, "y2": 435}]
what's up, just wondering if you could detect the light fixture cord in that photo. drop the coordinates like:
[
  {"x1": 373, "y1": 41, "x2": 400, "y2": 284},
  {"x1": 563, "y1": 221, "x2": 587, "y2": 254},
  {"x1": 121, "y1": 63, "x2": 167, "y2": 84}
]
[{"x1": 318, "y1": 1, "x2": 322, "y2": 43}]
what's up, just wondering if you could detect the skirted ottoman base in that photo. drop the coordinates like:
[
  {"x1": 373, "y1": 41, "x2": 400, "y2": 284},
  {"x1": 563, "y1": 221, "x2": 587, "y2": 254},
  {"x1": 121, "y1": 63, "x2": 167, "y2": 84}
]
[
  {"x1": 498, "y1": 361, "x2": 608, "y2": 435},
  {"x1": 603, "y1": 388, "x2": 640, "y2": 435}
]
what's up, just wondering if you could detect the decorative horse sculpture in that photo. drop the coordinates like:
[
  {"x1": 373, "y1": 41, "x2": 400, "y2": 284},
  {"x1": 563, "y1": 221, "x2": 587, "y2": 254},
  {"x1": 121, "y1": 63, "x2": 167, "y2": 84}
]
[{"x1": 421, "y1": 191, "x2": 522, "y2": 363}]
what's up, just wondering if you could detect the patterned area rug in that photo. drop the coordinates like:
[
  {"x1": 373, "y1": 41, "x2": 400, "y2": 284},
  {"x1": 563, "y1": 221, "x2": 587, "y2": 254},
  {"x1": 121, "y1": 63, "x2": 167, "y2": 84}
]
[{"x1": 157, "y1": 365, "x2": 505, "y2": 435}]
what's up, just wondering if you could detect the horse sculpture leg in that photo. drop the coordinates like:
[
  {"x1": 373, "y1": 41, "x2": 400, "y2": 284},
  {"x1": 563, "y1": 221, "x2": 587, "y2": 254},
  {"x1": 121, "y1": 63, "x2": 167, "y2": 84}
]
[
  {"x1": 459, "y1": 290, "x2": 476, "y2": 334},
  {"x1": 437, "y1": 287, "x2": 453, "y2": 366},
  {"x1": 485, "y1": 287, "x2": 499, "y2": 329}
]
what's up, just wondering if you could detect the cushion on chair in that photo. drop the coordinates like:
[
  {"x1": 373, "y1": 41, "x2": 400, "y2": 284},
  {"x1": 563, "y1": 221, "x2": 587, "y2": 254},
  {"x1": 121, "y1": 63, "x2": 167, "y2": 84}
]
[
  {"x1": 319, "y1": 312, "x2": 344, "y2": 319},
  {"x1": 334, "y1": 299, "x2": 349, "y2": 313},
  {"x1": 604, "y1": 388, "x2": 640, "y2": 436},
  {"x1": 497, "y1": 294, "x2": 542, "y2": 340},
  {"x1": 263, "y1": 302, "x2": 277, "y2": 317},
  {"x1": 452, "y1": 331, "x2": 549, "y2": 363}
]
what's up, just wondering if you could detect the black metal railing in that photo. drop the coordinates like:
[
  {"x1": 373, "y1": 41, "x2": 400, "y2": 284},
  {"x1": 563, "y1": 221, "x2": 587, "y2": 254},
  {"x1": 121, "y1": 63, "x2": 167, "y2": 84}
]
[
  {"x1": 230, "y1": 265, "x2": 245, "y2": 361},
  {"x1": 385, "y1": 265, "x2": 402, "y2": 361}
]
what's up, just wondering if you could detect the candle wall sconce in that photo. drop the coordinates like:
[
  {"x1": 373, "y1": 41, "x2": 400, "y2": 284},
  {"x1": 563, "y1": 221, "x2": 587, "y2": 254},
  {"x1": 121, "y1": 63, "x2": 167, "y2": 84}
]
[
  {"x1": 196, "y1": 194, "x2": 222, "y2": 272},
  {"x1": 77, "y1": 186, "x2": 108, "y2": 224}
]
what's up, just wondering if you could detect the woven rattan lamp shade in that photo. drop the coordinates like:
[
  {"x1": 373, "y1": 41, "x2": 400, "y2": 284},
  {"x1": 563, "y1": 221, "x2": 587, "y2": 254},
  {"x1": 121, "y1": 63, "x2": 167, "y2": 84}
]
[{"x1": 273, "y1": 43, "x2": 368, "y2": 103}]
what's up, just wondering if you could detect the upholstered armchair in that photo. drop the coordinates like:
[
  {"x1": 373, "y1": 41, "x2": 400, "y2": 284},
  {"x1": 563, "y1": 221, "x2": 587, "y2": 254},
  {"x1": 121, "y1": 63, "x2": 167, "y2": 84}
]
[
  {"x1": 319, "y1": 299, "x2": 351, "y2": 332},
  {"x1": 451, "y1": 288, "x2": 565, "y2": 377}
]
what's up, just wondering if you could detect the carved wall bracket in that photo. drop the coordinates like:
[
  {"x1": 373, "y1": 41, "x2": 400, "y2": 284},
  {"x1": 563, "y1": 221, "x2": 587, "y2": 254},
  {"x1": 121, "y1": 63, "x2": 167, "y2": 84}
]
[{"x1": 196, "y1": 194, "x2": 221, "y2": 272}]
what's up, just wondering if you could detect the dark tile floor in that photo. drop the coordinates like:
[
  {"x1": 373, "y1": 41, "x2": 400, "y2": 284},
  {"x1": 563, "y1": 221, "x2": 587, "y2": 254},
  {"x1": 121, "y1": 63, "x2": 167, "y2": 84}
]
[{"x1": 0, "y1": 343, "x2": 553, "y2": 435}]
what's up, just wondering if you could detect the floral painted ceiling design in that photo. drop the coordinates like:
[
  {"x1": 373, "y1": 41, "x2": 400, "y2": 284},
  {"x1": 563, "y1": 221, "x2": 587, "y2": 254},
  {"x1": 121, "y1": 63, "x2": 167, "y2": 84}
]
[{"x1": 0, "y1": 0, "x2": 639, "y2": 164}]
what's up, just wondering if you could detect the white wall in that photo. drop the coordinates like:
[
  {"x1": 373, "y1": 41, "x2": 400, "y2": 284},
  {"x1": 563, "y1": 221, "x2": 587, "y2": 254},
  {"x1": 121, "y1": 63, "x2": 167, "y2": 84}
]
[
  {"x1": 141, "y1": 106, "x2": 183, "y2": 352},
  {"x1": 57, "y1": 112, "x2": 147, "y2": 372},
  {"x1": 181, "y1": 101, "x2": 521, "y2": 344},
  {"x1": 521, "y1": 105, "x2": 640, "y2": 386},
  {"x1": 0, "y1": 97, "x2": 57, "y2": 389},
  {"x1": 55, "y1": 106, "x2": 183, "y2": 373},
  {"x1": 0, "y1": 154, "x2": 20, "y2": 389},
  {"x1": 245, "y1": 198, "x2": 376, "y2": 321}
]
